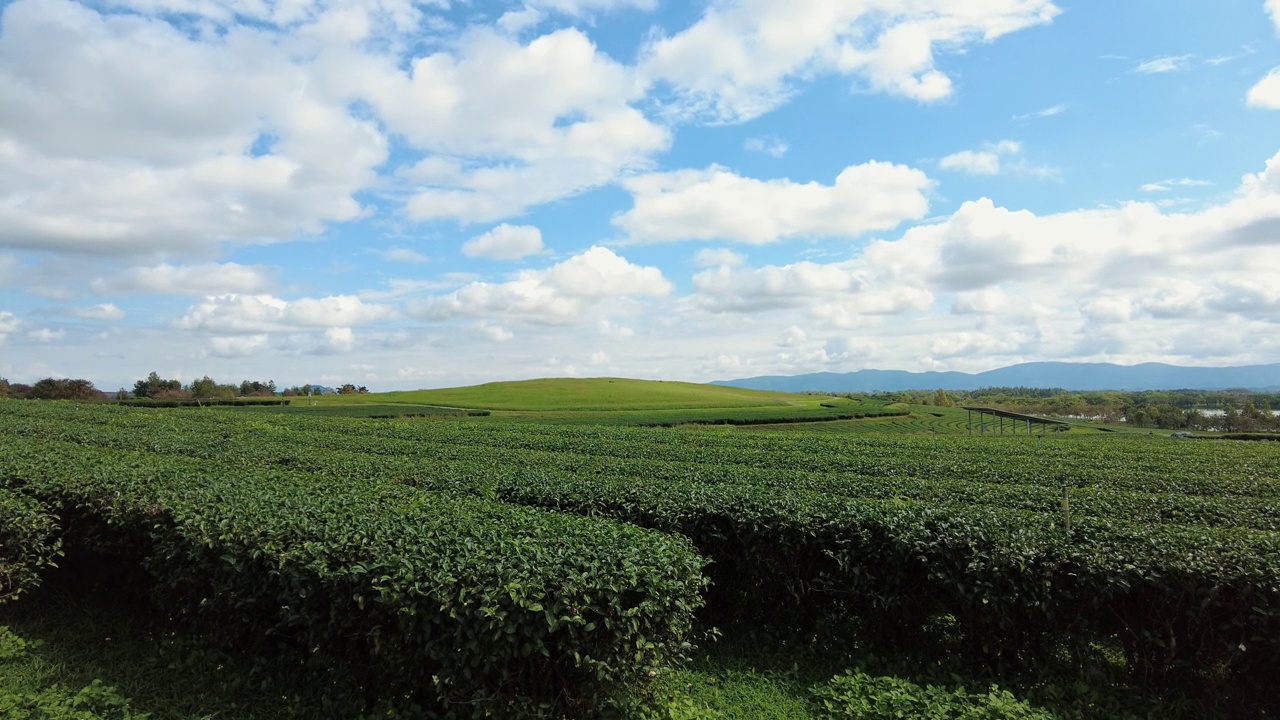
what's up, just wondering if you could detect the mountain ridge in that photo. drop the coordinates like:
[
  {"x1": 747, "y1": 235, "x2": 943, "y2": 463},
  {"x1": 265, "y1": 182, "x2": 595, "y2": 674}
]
[{"x1": 712, "y1": 362, "x2": 1280, "y2": 393}]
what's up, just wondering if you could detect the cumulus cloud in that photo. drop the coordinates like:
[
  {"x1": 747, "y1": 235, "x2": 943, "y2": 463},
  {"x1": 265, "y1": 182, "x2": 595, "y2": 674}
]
[
  {"x1": 694, "y1": 261, "x2": 858, "y2": 312},
  {"x1": 0, "y1": 311, "x2": 20, "y2": 343},
  {"x1": 479, "y1": 323, "x2": 515, "y2": 342},
  {"x1": 176, "y1": 294, "x2": 396, "y2": 334},
  {"x1": 378, "y1": 248, "x2": 429, "y2": 264},
  {"x1": 952, "y1": 288, "x2": 1008, "y2": 315},
  {"x1": 1247, "y1": 68, "x2": 1280, "y2": 109},
  {"x1": 939, "y1": 140, "x2": 1021, "y2": 175},
  {"x1": 694, "y1": 248, "x2": 746, "y2": 267},
  {"x1": 639, "y1": 0, "x2": 1059, "y2": 123},
  {"x1": 90, "y1": 263, "x2": 272, "y2": 296},
  {"x1": 462, "y1": 224, "x2": 545, "y2": 261},
  {"x1": 27, "y1": 328, "x2": 66, "y2": 343},
  {"x1": 616, "y1": 161, "x2": 931, "y2": 243},
  {"x1": 408, "y1": 246, "x2": 671, "y2": 325},
  {"x1": 208, "y1": 334, "x2": 269, "y2": 358},
  {"x1": 72, "y1": 303, "x2": 125, "y2": 321},
  {"x1": 744, "y1": 135, "x2": 788, "y2": 158},
  {"x1": 0, "y1": 0, "x2": 387, "y2": 255},
  {"x1": 1268, "y1": 0, "x2": 1280, "y2": 32},
  {"x1": 376, "y1": 27, "x2": 669, "y2": 223},
  {"x1": 776, "y1": 325, "x2": 807, "y2": 347}
]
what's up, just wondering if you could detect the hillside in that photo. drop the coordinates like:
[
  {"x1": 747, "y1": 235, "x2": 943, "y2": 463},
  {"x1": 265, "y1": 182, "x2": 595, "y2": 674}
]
[{"x1": 314, "y1": 377, "x2": 809, "y2": 412}]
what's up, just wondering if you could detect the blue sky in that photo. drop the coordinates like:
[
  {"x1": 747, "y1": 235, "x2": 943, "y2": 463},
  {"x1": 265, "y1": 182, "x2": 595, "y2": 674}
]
[{"x1": 2, "y1": 0, "x2": 1279, "y2": 390}]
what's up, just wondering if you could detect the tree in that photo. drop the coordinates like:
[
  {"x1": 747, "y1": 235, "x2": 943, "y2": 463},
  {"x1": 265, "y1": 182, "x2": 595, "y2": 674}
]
[
  {"x1": 29, "y1": 378, "x2": 99, "y2": 401},
  {"x1": 338, "y1": 383, "x2": 358, "y2": 395},
  {"x1": 933, "y1": 389, "x2": 952, "y2": 407},
  {"x1": 188, "y1": 376, "x2": 234, "y2": 401},
  {"x1": 0, "y1": 377, "x2": 9, "y2": 399},
  {"x1": 238, "y1": 380, "x2": 277, "y2": 397},
  {"x1": 133, "y1": 371, "x2": 181, "y2": 399}
]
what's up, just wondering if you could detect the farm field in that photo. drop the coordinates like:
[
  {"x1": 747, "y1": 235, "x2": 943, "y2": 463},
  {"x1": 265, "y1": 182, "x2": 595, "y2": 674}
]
[{"x1": 2, "y1": 385, "x2": 1278, "y2": 719}]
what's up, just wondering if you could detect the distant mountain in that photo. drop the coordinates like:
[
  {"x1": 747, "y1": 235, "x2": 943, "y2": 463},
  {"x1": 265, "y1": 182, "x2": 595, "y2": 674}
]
[{"x1": 713, "y1": 362, "x2": 1280, "y2": 393}]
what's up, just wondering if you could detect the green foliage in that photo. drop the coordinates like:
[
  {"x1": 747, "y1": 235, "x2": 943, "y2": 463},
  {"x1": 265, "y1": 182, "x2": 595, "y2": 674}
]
[
  {"x1": 2, "y1": 402, "x2": 1279, "y2": 715},
  {"x1": 0, "y1": 408, "x2": 706, "y2": 718},
  {"x1": 131, "y1": 372, "x2": 181, "y2": 400},
  {"x1": 1, "y1": 626, "x2": 145, "y2": 720},
  {"x1": 811, "y1": 671, "x2": 1051, "y2": 720},
  {"x1": 28, "y1": 379, "x2": 99, "y2": 401},
  {"x1": 0, "y1": 489, "x2": 61, "y2": 604},
  {"x1": 0, "y1": 680, "x2": 147, "y2": 720}
]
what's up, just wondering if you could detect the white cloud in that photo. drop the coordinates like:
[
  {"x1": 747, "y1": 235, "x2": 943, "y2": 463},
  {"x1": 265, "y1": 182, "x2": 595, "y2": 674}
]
[
  {"x1": 479, "y1": 323, "x2": 515, "y2": 342},
  {"x1": 616, "y1": 161, "x2": 931, "y2": 244},
  {"x1": 776, "y1": 325, "x2": 807, "y2": 347},
  {"x1": 372, "y1": 27, "x2": 669, "y2": 223},
  {"x1": 1134, "y1": 55, "x2": 1193, "y2": 74},
  {"x1": 597, "y1": 319, "x2": 635, "y2": 338},
  {"x1": 744, "y1": 135, "x2": 788, "y2": 158},
  {"x1": 322, "y1": 327, "x2": 355, "y2": 354},
  {"x1": 544, "y1": 246, "x2": 672, "y2": 297},
  {"x1": 939, "y1": 150, "x2": 1001, "y2": 175},
  {"x1": 27, "y1": 328, "x2": 66, "y2": 343},
  {"x1": 1139, "y1": 178, "x2": 1214, "y2": 193},
  {"x1": 0, "y1": 0, "x2": 387, "y2": 255},
  {"x1": 1268, "y1": 0, "x2": 1280, "y2": 32},
  {"x1": 938, "y1": 140, "x2": 1042, "y2": 176},
  {"x1": 90, "y1": 263, "x2": 272, "y2": 296},
  {"x1": 694, "y1": 261, "x2": 858, "y2": 312},
  {"x1": 462, "y1": 224, "x2": 545, "y2": 261},
  {"x1": 929, "y1": 329, "x2": 1030, "y2": 358},
  {"x1": 951, "y1": 288, "x2": 1007, "y2": 314},
  {"x1": 640, "y1": 0, "x2": 1060, "y2": 122},
  {"x1": 73, "y1": 303, "x2": 125, "y2": 321},
  {"x1": 176, "y1": 294, "x2": 396, "y2": 334},
  {"x1": 378, "y1": 248, "x2": 429, "y2": 264},
  {"x1": 1012, "y1": 104, "x2": 1066, "y2": 121},
  {"x1": 589, "y1": 350, "x2": 610, "y2": 365},
  {"x1": 208, "y1": 334, "x2": 269, "y2": 358},
  {"x1": 1081, "y1": 296, "x2": 1133, "y2": 323},
  {"x1": 694, "y1": 248, "x2": 746, "y2": 267},
  {"x1": 409, "y1": 247, "x2": 671, "y2": 325},
  {"x1": 1247, "y1": 68, "x2": 1280, "y2": 109},
  {"x1": 0, "y1": 311, "x2": 20, "y2": 343}
]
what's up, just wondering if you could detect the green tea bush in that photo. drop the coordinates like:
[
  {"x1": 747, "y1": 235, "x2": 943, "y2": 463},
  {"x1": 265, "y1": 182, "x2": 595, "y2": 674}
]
[
  {"x1": 811, "y1": 671, "x2": 1052, "y2": 720},
  {"x1": 0, "y1": 487, "x2": 61, "y2": 604},
  {"x1": 0, "y1": 437, "x2": 707, "y2": 718}
]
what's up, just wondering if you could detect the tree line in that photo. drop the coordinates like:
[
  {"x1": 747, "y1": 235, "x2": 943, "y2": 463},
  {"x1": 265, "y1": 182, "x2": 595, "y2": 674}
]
[
  {"x1": 0, "y1": 372, "x2": 371, "y2": 401},
  {"x1": 874, "y1": 387, "x2": 1280, "y2": 432}
]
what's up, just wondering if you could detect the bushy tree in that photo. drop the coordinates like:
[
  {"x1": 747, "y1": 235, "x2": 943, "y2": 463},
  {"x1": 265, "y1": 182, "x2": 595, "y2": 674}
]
[
  {"x1": 188, "y1": 376, "x2": 236, "y2": 400},
  {"x1": 29, "y1": 378, "x2": 99, "y2": 401},
  {"x1": 0, "y1": 377, "x2": 9, "y2": 399},
  {"x1": 133, "y1": 371, "x2": 181, "y2": 399},
  {"x1": 238, "y1": 380, "x2": 277, "y2": 397}
]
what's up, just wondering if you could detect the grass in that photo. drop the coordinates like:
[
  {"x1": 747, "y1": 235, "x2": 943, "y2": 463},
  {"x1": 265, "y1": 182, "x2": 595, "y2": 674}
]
[{"x1": 305, "y1": 378, "x2": 818, "y2": 412}]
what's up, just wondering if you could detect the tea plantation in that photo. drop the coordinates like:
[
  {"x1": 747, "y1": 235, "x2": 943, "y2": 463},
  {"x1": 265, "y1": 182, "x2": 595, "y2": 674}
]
[{"x1": 1, "y1": 394, "x2": 1277, "y2": 719}]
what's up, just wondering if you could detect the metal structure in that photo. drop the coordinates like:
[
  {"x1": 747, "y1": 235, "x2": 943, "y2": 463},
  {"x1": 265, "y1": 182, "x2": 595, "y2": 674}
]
[{"x1": 961, "y1": 406, "x2": 1067, "y2": 436}]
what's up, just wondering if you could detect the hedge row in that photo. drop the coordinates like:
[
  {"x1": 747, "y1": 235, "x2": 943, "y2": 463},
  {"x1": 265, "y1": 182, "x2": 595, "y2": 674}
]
[
  {"x1": 493, "y1": 471, "x2": 1280, "y2": 710},
  {"x1": 17, "y1": 409, "x2": 1277, "y2": 532},
  {"x1": 0, "y1": 436, "x2": 707, "y2": 718},
  {"x1": 112, "y1": 398, "x2": 291, "y2": 407},
  {"x1": 0, "y1": 486, "x2": 61, "y2": 605}
]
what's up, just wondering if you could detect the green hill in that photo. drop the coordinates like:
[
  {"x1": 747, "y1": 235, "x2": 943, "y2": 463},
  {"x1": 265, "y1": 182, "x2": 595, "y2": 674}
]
[{"x1": 315, "y1": 377, "x2": 812, "y2": 412}]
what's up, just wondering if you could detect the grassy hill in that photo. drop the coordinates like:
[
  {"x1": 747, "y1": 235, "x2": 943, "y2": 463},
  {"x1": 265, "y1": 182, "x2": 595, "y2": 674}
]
[{"x1": 312, "y1": 377, "x2": 815, "y2": 412}]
